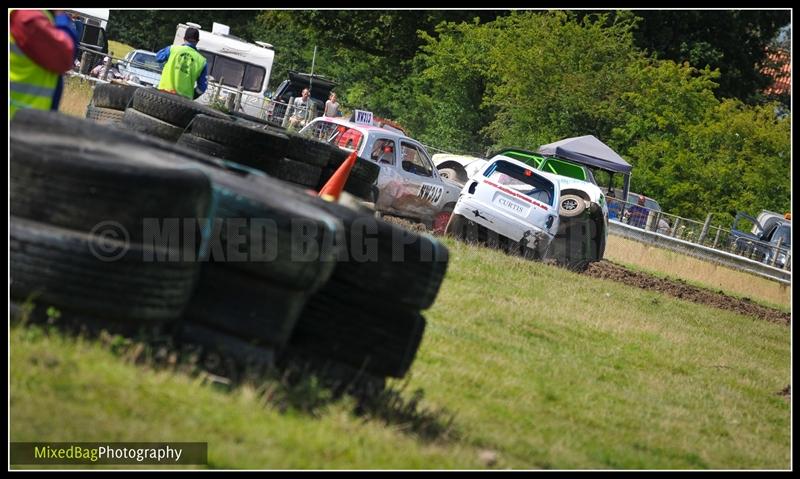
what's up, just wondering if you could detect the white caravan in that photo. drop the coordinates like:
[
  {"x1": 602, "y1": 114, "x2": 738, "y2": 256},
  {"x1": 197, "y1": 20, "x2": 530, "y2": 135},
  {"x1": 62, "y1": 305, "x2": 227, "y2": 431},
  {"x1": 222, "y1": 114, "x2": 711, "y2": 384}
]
[{"x1": 174, "y1": 22, "x2": 275, "y2": 118}]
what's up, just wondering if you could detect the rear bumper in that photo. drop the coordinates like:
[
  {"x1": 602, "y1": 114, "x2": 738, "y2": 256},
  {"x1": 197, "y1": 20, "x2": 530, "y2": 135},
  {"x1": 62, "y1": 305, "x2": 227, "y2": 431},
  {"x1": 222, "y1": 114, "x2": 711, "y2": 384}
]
[{"x1": 453, "y1": 196, "x2": 553, "y2": 244}]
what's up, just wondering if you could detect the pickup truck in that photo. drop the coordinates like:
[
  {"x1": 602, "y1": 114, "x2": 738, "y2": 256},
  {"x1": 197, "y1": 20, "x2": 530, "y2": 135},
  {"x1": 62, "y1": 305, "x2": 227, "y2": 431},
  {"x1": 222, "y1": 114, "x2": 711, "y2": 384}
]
[
  {"x1": 117, "y1": 49, "x2": 163, "y2": 88},
  {"x1": 300, "y1": 116, "x2": 461, "y2": 230},
  {"x1": 730, "y1": 212, "x2": 791, "y2": 269}
]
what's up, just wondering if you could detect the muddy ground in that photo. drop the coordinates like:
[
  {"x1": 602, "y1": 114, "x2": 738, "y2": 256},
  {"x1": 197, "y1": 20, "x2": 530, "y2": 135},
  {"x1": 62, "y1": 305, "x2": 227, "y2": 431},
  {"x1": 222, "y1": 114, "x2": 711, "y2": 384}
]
[
  {"x1": 583, "y1": 260, "x2": 789, "y2": 325},
  {"x1": 382, "y1": 216, "x2": 790, "y2": 325}
]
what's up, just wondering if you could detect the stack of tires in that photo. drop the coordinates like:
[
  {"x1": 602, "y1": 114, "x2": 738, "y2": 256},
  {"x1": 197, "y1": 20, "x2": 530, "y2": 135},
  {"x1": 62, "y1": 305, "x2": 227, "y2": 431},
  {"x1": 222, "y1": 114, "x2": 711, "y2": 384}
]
[
  {"x1": 122, "y1": 88, "x2": 228, "y2": 143},
  {"x1": 178, "y1": 114, "x2": 379, "y2": 201},
  {"x1": 10, "y1": 110, "x2": 449, "y2": 385},
  {"x1": 11, "y1": 110, "x2": 210, "y2": 328},
  {"x1": 85, "y1": 83, "x2": 140, "y2": 125},
  {"x1": 283, "y1": 196, "x2": 449, "y2": 379}
]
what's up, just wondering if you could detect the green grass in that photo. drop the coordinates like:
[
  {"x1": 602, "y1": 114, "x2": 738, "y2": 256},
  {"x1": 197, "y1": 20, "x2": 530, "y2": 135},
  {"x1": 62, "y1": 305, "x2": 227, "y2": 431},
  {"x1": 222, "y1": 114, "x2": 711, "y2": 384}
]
[
  {"x1": 59, "y1": 76, "x2": 94, "y2": 118},
  {"x1": 10, "y1": 239, "x2": 790, "y2": 469},
  {"x1": 108, "y1": 40, "x2": 135, "y2": 61}
]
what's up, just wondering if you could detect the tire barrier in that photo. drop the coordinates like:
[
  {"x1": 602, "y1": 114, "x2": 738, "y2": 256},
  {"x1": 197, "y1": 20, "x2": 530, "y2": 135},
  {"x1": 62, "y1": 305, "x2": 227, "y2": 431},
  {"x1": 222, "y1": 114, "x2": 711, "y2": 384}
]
[{"x1": 10, "y1": 110, "x2": 450, "y2": 383}]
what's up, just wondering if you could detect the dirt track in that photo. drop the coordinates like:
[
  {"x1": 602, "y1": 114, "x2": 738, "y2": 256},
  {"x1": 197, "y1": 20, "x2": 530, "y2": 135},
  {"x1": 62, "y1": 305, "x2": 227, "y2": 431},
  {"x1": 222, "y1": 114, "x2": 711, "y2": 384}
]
[
  {"x1": 383, "y1": 216, "x2": 790, "y2": 325},
  {"x1": 584, "y1": 260, "x2": 790, "y2": 325}
]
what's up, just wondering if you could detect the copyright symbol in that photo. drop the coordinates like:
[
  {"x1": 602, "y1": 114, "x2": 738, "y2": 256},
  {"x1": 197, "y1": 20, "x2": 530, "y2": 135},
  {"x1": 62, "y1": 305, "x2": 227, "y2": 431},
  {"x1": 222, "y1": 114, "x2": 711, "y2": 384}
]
[{"x1": 88, "y1": 221, "x2": 130, "y2": 262}]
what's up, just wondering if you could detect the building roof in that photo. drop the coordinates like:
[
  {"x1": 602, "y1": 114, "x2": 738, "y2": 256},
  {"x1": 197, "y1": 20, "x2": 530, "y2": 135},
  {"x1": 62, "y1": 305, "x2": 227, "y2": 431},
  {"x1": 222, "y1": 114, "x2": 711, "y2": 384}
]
[{"x1": 762, "y1": 48, "x2": 791, "y2": 97}]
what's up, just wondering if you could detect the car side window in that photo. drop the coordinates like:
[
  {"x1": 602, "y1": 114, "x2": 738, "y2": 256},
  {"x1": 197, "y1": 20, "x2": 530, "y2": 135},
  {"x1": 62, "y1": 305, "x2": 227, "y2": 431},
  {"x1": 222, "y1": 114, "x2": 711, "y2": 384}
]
[
  {"x1": 400, "y1": 142, "x2": 433, "y2": 177},
  {"x1": 370, "y1": 139, "x2": 396, "y2": 165}
]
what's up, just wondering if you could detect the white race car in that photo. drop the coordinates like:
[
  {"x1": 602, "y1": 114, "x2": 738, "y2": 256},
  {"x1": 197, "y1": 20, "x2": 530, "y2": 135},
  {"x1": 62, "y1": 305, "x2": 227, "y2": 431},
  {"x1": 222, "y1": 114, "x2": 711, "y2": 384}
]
[
  {"x1": 445, "y1": 155, "x2": 561, "y2": 259},
  {"x1": 436, "y1": 149, "x2": 608, "y2": 270}
]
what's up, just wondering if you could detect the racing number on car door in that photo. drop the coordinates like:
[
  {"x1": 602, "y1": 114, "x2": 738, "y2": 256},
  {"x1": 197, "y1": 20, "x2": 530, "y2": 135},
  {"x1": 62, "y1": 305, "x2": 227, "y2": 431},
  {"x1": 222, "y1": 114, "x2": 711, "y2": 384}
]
[
  {"x1": 398, "y1": 141, "x2": 441, "y2": 216},
  {"x1": 418, "y1": 184, "x2": 443, "y2": 203}
]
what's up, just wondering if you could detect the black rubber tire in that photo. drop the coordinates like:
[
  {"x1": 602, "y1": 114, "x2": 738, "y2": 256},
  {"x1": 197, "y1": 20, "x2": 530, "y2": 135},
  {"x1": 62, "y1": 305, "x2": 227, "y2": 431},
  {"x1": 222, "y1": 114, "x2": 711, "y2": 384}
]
[
  {"x1": 559, "y1": 194, "x2": 587, "y2": 218},
  {"x1": 289, "y1": 283, "x2": 427, "y2": 378},
  {"x1": 85, "y1": 105, "x2": 125, "y2": 124},
  {"x1": 132, "y1": 88, "x2": 228, "y2": 128},
  {"x1": 548, "y1": 219, "x2": 599, "y2": 272},
  {"x1": 230, "y1": 110, "x2": 269, "y2": 125},
  {"x1": 91, "y1": 82, "x2": 140, "y2": 110},
  {"x1": 11, "y1": 110, "x2": 268, "y2": 180},
  {"x1": 275, "y1": 185, "x2": 450, "y2": 310},
  {"x1": 10, "y1": 110, "x2": 341, "y2": 293},
  {"x1": 189, "y1": 114, "x2": 289, "y2": 159},
  {"x1": 10, "y1": 129, "x2": 212, "y2": 243},
  {"x1": 285, "y1": 134, "x2": 336, "y2": 168},
  {"x1": 174, "y1": 322, "x2": 276, "y2": 376},
  {"x1": 177, "y1": 133, "x2": 242, "y2": 160},
  {"x1": 11, "y1": 218, "x2": 199, "y2": 322},
  {"x1": 342, "y1": 176, "x2": 377, "y2": 201},
  {"x1": 123, "y1": 107, "x2": 186, "y2": 142},
  {"x1": 205, "y1": 174, "x2": 340, "y2": 292},
  {"x1": 184, "y1": 264, "x2": 309, "y2": 348},
  {"x1": 263, "y1": 157, "x2": 323, "y2": 188},
  {"x1": 328, "y1": 150, "x2": 381, "y2": 184}
]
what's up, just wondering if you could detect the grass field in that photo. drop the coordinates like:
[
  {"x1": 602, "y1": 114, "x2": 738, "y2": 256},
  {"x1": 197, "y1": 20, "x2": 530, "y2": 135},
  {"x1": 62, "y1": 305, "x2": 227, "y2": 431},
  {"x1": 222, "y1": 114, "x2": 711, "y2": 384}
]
[
  {"x1": 58, "y1": 39, "x2": 136, "y2": 118},
  {"x1": 10, "y1": 238, "x2": 790, "y2": 470},
  {"x1": 59, "y1": 76, "x2": 94, "y2": 118},
  {"x1": 605, "y1": 235, "x2": 791, "y2": 309},
  {"x1": 108, "y1": 40, "x2": 135, "y2": 60}
]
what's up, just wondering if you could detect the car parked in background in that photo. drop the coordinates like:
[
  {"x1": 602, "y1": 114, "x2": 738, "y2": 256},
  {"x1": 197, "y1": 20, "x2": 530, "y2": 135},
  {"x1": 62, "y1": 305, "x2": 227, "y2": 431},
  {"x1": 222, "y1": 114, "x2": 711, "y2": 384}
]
[
  {"x1": 117, "y1": 49, "x2": 163, "y2": 87},
  {"x1": 730, "y1": 212, "x2": 791, "y2": 269},
  {"x1": 299, "y1": 115, "x2": 461, "y2": 229}
]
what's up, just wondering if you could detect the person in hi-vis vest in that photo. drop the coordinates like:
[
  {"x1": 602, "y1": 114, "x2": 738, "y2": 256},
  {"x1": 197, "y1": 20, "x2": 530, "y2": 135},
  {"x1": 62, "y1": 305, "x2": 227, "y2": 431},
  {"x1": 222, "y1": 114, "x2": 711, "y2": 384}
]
[
  {"x1": 9, "y1": 9, "x2": 78, "y2": 119},
  {"x1": 156, "y1": 27, "x2": 208, "y2": 100}
]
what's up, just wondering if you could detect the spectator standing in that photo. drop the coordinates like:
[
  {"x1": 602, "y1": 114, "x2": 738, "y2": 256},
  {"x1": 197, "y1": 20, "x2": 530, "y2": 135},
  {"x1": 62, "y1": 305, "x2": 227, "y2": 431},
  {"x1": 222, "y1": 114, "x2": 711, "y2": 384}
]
[
  {"x1": 607, "y1": 190, "x2": 622, "y2": 220},
  {"x1": 9, "y1": 9, "x2": 78, "y2": 119},
  {"x1": 287, "y1": 88, "x2": 314, "y2": 130},
  {"x1": 156, "y1": 27, "x2": 207, "y2": 100},
  {"x1": 324, "y1": 92, "x2": 339, "y2": 117},
  {"x1": 626, "y1": 195, "x2": 649, "y2": 228}
]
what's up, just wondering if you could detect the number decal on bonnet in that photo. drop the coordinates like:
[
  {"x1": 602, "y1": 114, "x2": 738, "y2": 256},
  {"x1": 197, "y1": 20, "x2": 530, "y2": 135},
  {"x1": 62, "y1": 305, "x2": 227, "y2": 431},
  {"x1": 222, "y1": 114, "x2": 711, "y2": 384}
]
[{"x1": 418, "y1": 184, "x2": 443, "y2": 203}]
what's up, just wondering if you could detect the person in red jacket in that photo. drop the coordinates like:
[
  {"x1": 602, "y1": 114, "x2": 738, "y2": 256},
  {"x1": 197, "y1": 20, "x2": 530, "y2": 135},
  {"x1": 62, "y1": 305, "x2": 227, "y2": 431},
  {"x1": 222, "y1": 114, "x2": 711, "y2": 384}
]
[{"x1": 9, "y1": 9, "x2": 77, "y2": 116}]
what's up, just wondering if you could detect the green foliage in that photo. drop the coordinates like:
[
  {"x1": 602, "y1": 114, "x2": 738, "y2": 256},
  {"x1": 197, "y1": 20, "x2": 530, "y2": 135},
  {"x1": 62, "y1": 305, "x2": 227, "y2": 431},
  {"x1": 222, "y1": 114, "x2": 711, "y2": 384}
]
[
  {"x1": 627, "y1": 10, "x2": 790, "y2": 104},
  {"x1": 480, "y1": 12, "x2": 643, "y2": 149},
  {"x1": 245, "y1": 11, "x2": 318, "y2": 91},
  {"x1": 609, "y1": 60, "x2": 790, "y2": 223},
  {"x1": 107, "y1": 11, "x2": 257, "y2": 52},
  {"x1": 396, "y1": 19, "x2": 496, "y2": 155}
]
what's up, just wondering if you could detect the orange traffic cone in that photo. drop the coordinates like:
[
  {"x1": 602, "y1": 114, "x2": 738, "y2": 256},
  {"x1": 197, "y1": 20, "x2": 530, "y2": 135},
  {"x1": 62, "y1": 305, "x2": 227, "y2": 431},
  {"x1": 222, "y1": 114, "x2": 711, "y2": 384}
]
[{"x1": 318, "y1": 151, "x2": 358, "y2": 202}]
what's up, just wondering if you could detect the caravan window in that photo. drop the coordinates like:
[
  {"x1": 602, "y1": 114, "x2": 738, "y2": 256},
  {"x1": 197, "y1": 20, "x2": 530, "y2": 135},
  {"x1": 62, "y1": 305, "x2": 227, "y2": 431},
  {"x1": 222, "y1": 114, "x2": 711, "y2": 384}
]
[
  {"x1": 200, "y1": 50, "x2": 265, "y2": 93},
  {"x1": 243, "y1": 66, "x2": 264, "y2": 92}
]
